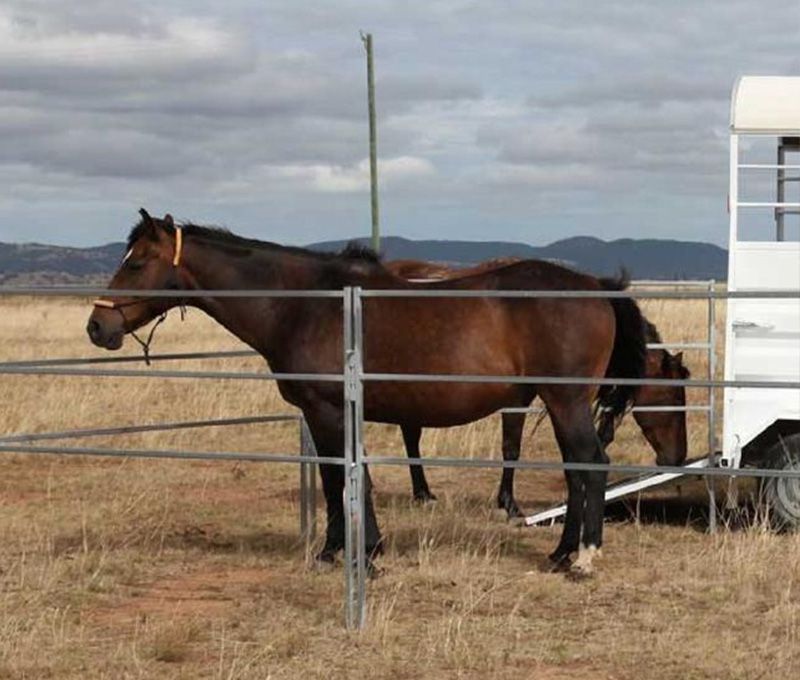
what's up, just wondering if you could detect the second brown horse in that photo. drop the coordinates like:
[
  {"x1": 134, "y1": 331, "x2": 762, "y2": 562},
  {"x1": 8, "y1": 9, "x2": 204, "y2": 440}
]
[{"x1": 387, "y1": 259, "x2": 690, "y2": 516}]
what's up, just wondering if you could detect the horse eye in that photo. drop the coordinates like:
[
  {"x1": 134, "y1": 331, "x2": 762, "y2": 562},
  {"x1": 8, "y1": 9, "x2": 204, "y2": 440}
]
[{"x1": 125, "y1": 259, "x2": 145, "y2": 271}]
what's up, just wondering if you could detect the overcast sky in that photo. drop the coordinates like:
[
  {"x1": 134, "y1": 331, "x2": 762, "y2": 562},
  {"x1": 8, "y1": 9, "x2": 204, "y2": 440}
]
[{"x1": 0, "y1": 0, "x2": 798, "y2": 247}]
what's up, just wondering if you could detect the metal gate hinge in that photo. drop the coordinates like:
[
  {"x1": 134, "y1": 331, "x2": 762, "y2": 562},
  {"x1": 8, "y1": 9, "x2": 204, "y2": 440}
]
[{"x1": 344, "y1": 349, "x2": 361, "y2": 402}]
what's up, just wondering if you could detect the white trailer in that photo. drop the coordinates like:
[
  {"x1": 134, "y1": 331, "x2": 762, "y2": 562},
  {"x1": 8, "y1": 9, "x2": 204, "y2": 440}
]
[
  {"x1": 722, "y1": 76, "x2": 800, "y2": 527},
  {"x1": 526, "y1": 76, "x2": 800, "y2": 528}
]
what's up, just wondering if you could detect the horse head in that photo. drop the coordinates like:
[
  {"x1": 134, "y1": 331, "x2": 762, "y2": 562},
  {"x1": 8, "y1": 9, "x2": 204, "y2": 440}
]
[
  {"x1": 87, "y1": 209, "x2": 184, "y2": 350},
  {"x1": 633, "y1": 350, "x2": 690, "y2": 466}
]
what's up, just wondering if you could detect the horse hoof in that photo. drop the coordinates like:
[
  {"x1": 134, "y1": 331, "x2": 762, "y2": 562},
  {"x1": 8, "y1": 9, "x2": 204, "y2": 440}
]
[
  {"x1": 340, "y1": 559, "x2": 383, "y2": 579},
  {"x1": 548, "y1": 547, "x2": 572, "y2": 563},
  {"x1": 493, "y1": 502, "x2": 524, "y2": 524},
  {"x1": 313, "y1": 550, "x2": 338, "y2": 572},
  {"x1": 497, "y1": 497, "x2": 523, "y2": 517},
  {"x1": 508, "y1": 514, "x2": 527, "y2": 528},
  {"x1": 507, "y1": 506, "x2": 524, "y2": 520},
  {"x1": 491, "y1": 508, "x2": 509, "y2": 522},
  {"x1": 313, "y1": 557, "x2": 337, "y2": 573},
  {"x1": 413, "y1": 492, "x2": 438, "y2": 504},
  {"x1": 366, "y1": 560, "x2": 384, "y2": 580},
  {"x1": 567, "y1": 568, "x2": 593, "y2": 582},
  {"x1": 548, "y1": 553, "x2": 573, "y2": 573},
  {"x1": 569, "y1": 545, "x2": 601, "y2": 579}
]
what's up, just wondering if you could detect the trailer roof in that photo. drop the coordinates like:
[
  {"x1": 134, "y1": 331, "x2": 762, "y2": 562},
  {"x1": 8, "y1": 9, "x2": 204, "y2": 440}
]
[{"x1": 731, "y1": 76, "x2": 800, "y2": 134}]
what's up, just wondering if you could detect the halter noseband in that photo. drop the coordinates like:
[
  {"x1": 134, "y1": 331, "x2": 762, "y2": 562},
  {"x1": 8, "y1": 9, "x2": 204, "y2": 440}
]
[{"x1": 92, "y1": 226, "x2": 184, "y2": 364}]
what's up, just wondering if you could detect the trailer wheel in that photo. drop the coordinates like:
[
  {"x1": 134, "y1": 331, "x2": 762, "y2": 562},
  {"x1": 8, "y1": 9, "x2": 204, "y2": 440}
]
[{"x1": 761, "y1": 434, "x2": 800, "y2": 531}]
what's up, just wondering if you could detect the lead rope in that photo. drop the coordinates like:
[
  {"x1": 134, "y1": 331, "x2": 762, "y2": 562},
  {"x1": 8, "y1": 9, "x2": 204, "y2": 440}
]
[{"x1": 129, "y1": 310, "x2": 169, "y2": 366}]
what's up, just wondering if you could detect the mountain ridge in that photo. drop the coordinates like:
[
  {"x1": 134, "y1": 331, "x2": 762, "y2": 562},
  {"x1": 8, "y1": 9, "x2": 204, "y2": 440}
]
[
  {"x1": 0, "y1": 234, "x2": 728, "y2": 284},
  {"x1": 307, "y1": 235, "x2": 727, "y2": 280}
]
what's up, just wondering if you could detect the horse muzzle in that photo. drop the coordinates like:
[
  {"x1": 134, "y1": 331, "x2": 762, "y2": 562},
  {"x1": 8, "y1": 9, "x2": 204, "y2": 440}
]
[{"x1": 87, "y1": 318, "x2": 124, "y2": 350}]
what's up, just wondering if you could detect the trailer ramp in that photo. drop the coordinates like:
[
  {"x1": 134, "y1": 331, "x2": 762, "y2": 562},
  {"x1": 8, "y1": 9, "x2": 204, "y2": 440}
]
[{"x1": 524, "y1": 456, "x2": 715, "y2": 526}]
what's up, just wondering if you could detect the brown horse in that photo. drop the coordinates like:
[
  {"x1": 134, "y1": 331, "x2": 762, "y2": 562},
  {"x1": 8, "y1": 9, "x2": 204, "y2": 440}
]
[
  {"x1": 386, "y1": 259, "x2": 689, "y2": 515},
  {"x1": 86, "y1": 211, "x2": 647, "y2": 575}
]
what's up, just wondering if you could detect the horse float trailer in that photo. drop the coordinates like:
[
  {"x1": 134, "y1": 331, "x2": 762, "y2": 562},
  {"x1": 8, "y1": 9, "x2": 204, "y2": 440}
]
[{"x1": 527, "y1": 76, "x2": 800, "y2": 528}]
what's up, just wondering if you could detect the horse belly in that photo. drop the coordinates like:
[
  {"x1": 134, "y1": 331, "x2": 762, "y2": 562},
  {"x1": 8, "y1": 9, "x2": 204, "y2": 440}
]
[
  {"x1": 361, "y1": 300, "x2": 526, "y2": 426},
  {"x1": 364, "y1": 381, "x2": 522, "y2": 427}
]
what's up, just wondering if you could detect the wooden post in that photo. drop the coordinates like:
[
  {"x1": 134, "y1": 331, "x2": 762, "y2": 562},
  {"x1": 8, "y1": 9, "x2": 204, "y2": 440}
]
[{"x1": 361, "y1": 32, "x2": 380, "y2": 252}]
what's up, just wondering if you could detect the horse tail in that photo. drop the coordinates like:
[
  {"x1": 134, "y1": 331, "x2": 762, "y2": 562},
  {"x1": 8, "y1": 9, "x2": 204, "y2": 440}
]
[{"x1": 595, "y1": 270, "x2": 647, "y2": 426}]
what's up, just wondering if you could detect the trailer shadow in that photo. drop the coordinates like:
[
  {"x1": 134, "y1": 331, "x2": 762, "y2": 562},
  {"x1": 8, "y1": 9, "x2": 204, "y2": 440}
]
[
  {"x1": 603, "y1": 490, "x2": 762, "y2": 532},
  {"x1": 603, "y1": 496, "x2": 711, "y2": 530}
]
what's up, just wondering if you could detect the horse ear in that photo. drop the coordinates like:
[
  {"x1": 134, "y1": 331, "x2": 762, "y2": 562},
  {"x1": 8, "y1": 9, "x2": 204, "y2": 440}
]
[
  {"x1": 674, "y1": 351, "x2": 684, "y2": 365},
  {"x1": 163, "y1": 214, "x2": 174, "y2": 228},
  {"x1": 138, "y1": 208, "x2": 158, "y2": 239}
]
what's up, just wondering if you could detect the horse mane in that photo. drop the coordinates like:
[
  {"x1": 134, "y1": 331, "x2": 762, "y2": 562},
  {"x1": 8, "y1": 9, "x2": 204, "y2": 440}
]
[
  {"x1": 593, "y1": 269, "x2": 647, "y2": 423},
  {"x1": 598, "y1": 271, "x2": 664, "y2": 345},
  {"x1": 643, "y1": 318, "x2": 661, "y2": 343},
  {"x1": 598, "y1": 269, "x2": 630, "y2": 292},
  {"x1": 126, "y1": 218, "x2": 383, "y2": 267},
  {"x1": 340, "y1": 241, "x2": 382, "y2": 263}
]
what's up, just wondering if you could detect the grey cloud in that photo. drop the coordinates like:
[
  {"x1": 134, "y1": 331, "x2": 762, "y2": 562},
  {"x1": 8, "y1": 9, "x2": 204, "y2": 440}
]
[
  {"x1": 0, "y1": 124, "x2": 193, "y2": 178},
  {"x1": 534, "y1": 76, "x2": 731, "y2": 108},
  {"x1": 6, "y1": 0, "x2": 161, "y2": 35},
  {"x1": 0, "y1": 19, "x2": 255, "y2": 96},
  {"x1": 0, "y1": 0, "x2": 797, "y2": 248},
  {"x1": 0, "y1": 2, "x2": 481, "y2": 187}
]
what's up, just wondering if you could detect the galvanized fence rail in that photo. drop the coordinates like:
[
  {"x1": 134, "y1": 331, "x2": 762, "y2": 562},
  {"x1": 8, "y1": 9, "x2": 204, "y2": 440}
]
[
  {"x1": 0, "y1": 286, "x2": 343, "y2": 551},
  {"x1": 0, "y1": 283, "x2": 799, "y2": 630}
]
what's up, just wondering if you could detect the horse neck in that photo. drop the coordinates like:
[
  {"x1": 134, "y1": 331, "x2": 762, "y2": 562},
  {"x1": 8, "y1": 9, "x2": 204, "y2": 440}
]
[
  {"x1": 177, "y1": 239, "x2": 325, "y2": 356},
  {"x1": 634, "y1": 348, "x2": 666, "y2": 407}
]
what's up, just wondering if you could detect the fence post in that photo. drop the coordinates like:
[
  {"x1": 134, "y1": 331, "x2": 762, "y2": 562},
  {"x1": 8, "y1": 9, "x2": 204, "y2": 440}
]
[
  {"x1": 299, "y1": 416, "x2": 317, "y2": 549},
  {"x1": 343, "y1": 286, "x2": 367, "y2": 629},
  {"x1": 706, "y1": 279, "x2": 718, "y2": 533}
]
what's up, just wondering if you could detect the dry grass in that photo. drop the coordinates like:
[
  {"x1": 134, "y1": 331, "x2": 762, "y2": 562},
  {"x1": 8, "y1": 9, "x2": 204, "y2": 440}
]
[{"x1": 0, "y1": 296, "x2": 797, "y2": 679}]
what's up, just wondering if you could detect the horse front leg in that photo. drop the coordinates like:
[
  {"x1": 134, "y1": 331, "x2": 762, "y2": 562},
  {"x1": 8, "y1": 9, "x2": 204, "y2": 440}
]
[
  {"x1": 317, "y1": 461, "x2": 345, "y2": 564},
  {"x1": 548, "y1": 469, "x2": 584, "y2": 569},
  {"x1": 305, "y1": 404, "x2": 383, "y2": 571},
  {"x1": 401, "y1": 424, "x2": 437, "y2": 502}
]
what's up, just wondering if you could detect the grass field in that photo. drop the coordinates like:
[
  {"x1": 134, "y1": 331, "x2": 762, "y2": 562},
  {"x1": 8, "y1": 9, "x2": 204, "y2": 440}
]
[{"x1": 0, "y1": 295, "x2": 797, "y2": 679}]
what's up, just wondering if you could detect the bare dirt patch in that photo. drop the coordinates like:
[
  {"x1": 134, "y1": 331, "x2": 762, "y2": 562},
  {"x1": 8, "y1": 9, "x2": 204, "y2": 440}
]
[{"x1": 89, "y1": 566, "x2": 273, "y2": 626}]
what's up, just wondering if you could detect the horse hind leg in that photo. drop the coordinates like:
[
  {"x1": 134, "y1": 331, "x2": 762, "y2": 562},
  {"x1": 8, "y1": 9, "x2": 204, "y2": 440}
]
[
  {"x1": 401, "y1": 424, "x2": 437, "y2": 502},
  {"x1": 497, "y1": 412, "x2": 525, "y2": 519},
  {"x1": 544, "y1": 392, "x2": 608, "y2": 576},
  {"x1": 596, "y1": 409, "x2": 616, "y2": 449},
  {"x1": 578, "y1": 432, "x2": 609, "y2": 571}
]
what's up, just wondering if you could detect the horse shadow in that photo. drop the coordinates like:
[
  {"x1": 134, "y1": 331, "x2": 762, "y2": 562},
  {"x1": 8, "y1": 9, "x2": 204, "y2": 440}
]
[
  {"x1": 143, "y1": 484, "x2": 762, "y2": 569},
  {"x1": 163, "y1": 523, "x2": 307, "y2": 556}
]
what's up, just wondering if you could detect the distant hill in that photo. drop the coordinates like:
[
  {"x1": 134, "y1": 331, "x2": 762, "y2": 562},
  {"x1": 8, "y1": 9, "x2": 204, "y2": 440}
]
[
  {"x1": 0, "y1": 241, "x2": 126, "y2": 285},
  {"x1": 308, "y1": 235, "x2": 727, "y2": 280},
  {"x1": 0, "y1": 234, "x2": 727, "y2": 285}
]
